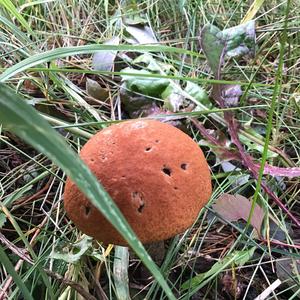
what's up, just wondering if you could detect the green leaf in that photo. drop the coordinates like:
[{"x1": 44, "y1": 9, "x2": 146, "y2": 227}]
[
  {"x1": 181, "y1": 247, "x2": 256, "y2": 291},
  {"x1": 239, "y1": 131, "x2": 278, "y2": 158},
  {"x1": 201, "y1": 22, "x2": 256, "y2": 75},
  {"x1": 0, "y1": 212, "x2": 7, "y2": 228},
  {"x1": 222, "y1": 21, "x2": 256, "y2": 57},
  {"x1": 161, "y1": 85, "x2": 184, "y2": 112},
  {"x1": 50, "y1": 236, "x2": 93, "y2": 264},
  {"x1": 121, "y1": 67, "x2": 170, "y2": 97},
  {"x1": 184, "y1": 81, "x2": 210, "y2": 106},
  {"x1": 0, "y1": 84, "x2": 175, "y2": 300},
  {"x1": 200, "y1": 24, "x2": 224, "y2": 76},
  {"x1": 0, "y1": 0, "x2": 34, "y2": 35},
  {"x1": 133, "y1": 53, "x2": 175, "y2": 74}
]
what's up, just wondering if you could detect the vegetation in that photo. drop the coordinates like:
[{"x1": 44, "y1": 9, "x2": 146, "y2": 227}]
[{"x1": 0, "y1": 1, "x2": 300, "y2": 299}]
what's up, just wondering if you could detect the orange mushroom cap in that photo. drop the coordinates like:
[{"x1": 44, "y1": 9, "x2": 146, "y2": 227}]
[{"x1": 64, "y1": 120, "x2": 212, "y2": 245}]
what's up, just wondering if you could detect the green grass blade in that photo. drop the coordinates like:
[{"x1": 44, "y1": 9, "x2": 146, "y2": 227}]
[
  {"x1": 0, "y1": 0, "x2": 34, "y2": 35},
  {"x1": 113, "y1": 246, "x2": 131, "y2": 300},
  {"x1": 0, "y1": 83, "x2": 175, "y2": 300},
  {"x1": 0, "y1": 245, "x2": 34, "y2": 300},
  {"x1": 0, "y1": 44, "x2": 196, "y2": 82},
  {"x1": 0, "y1": 15, "x2": 32, "y2": 44}
]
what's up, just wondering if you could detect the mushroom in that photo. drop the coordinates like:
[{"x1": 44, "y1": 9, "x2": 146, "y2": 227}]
[{"x1": 64, "y1": 119, "x2": 212, "y2": 245}]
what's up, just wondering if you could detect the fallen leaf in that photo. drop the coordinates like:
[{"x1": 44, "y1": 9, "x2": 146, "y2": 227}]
[
  {"x1": 161, "y1": 85, "x2": 184, "y2": 112},
  {"x1": 86, "y1": 78, "x2": 109, "y2": 101},
  {"x1": 92, "y1": 36, "x2": 119, "y2": 72},
  {"x1": 222, "y1": 21, "x2": 256, "y2": 57},
  {"x1": 221, "y1": 84, "x2": 243, "y2": 107},
  {"x1": 126, "y1": 25, "x2": 157, "y2": 44},
  {"x1": 212, "y1": 193, "x2": 264, "y2": 234},
  {"x1": 50, "y1": 235, "x2": 93, "y2": 263}
]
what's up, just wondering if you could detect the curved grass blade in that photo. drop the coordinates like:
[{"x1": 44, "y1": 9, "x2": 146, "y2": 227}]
[
  {"x1": 0, "y1": 245, "x2": 34, "y2": 300},
  {"x1": 0, "y1": 44, "x2": 196, "y2": 82},
  {"x1": 0, "y1": 84, "x2": 175, "y2": 300}
]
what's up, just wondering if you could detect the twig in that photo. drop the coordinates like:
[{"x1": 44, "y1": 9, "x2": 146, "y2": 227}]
[
  {"x1": 254, "y1": 279, "x2": 281, "y2": 300},
  {"x1": 225, "y1": 111, "x2": 300, "y2": 227},
  {"x1": 262, "y1": 239, "x2": 300, "y2": 250}
]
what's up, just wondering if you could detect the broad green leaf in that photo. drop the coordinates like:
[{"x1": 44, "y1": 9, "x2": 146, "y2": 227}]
[
  {"x1": 181, "y1": 247, "x2": 256, "y2": 291},
  {"x1": 201, "y1": 22, "x2": 256, "y2": 75},
  {"x1": 0, "y1": 84, "x2": 176, "y2": 300},
  {"x1": 121, "y1": 67, "x2": 170, "y2": 97},
  {"x1": 200, "y1": 24, "x2": 224, "y2": 75},
  {"x1": 133, "y1": 53, "x2": 175, "y2": 74},
  {"x1": 0, "y1": 245, "x2": 33, "y2": 300}
]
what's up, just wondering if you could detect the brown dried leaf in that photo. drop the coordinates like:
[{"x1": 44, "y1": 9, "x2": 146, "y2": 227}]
[{"x1": 212, "y1": 193, "x2": 264, "y2": 234}]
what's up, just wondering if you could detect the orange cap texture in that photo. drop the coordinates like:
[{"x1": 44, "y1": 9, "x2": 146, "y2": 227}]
[{"x1": 64, "y1": 120, "x2": 212, "y2": 245}]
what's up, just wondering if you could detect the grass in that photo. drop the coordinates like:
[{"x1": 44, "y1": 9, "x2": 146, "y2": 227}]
[{"x1": 0, "y1": 0, "x2": 300, "y2": 299}]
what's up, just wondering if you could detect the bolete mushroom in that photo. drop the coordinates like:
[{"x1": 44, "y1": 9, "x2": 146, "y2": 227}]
[{"x1": 64, "y1": 119, "x2": 211, "y2": 245}]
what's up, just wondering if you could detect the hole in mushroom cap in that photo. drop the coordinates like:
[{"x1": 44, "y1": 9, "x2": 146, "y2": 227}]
[
  {"x1": 83, "y1": 205, "x2": 91, "y2": 217},
  {"x1": 131, "y1": 191, "x2": 145, "y2": 214},
  {"x1": 100, "y1": 154, "x2": 107, "y2": 161},
  {"x1": 145, "y1": 146, "x2": 152, "y2": 152},
  {"x1": 155, "y1": 139, "x2": 160, "y2": 143},
  {"x1": 180, "y1": 163, "x2": 188, "y2": 170},
  {"x1": 174, "y1": 186, "x2": 178, "y2": 190},
  {"x1": 162, "y1": 166, "x2": 172, "y2": 176},
  {"x1": 138, "y1": 203, "x2": 145, "y2": 213}
]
